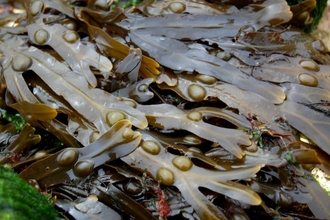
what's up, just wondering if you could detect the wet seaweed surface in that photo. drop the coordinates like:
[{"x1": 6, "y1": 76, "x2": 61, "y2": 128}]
[{"x1": 1, "y1": 0, "x2": 330, "y2": 219}]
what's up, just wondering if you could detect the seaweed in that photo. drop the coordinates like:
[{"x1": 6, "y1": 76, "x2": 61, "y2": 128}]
[
  {"x1": 1, "y1": 32, "x2": 147, "y2": 144},
  {"x1": 158, "y1": 73, "x2": 288, "y2": 134},
  {"x1": 135, "y1": 0, "x2": 236, "y2": 16},
  {"x1": 137, "y1": 104, "x2": 250, "y2": 158},
  {"x1": 0, "y1": 0, "x2": 329, "y2": 219},
  {"x1": 122, "y1": 131, "x2": 262, "y2": 220},
  {"x1": 280, "y1": 101, "x2": 330, "y2": 155},
  {"x1": 0, "y1": 108, "x2": 26, "y2": 131},
  {"x1": 0, "y1": 123, "x2": 40, "y2": 164},
  {"x1": 20, "y1": 119, "x2": 141, "y2": 187},
  {"x1": 287, "y1": 0, "x2": 328, "y2": 33},
  {"x1": 56, "y1": 194, "x2": 122, "y2": 219},
  {"x1": 26, "y1": 17, "x2": 113, "y2": 88},
  {"x1": 127, "y1": 32, "x2": 286, "y2": 104},
  {"x1": 75, "y1": 6, "x2": 160, "y2": 80}
]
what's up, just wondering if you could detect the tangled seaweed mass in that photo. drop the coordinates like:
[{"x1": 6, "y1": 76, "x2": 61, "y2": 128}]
[{"x1": 1, "y1": 0, "x2": 330, "y2": 219}]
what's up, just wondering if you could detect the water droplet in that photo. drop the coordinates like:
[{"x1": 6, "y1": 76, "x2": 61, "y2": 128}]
[
  {"x1": 298, "y1": 73, "x2": 318, "y2": 87},
  {"x1": 187, "y1": 84, "x2": 206, "y2": 101},
  {"x1": 172, "y1": 156, "x2": 193, "y2": 171},
  {"x1": 58, "y1": 148, "x2": 78, "y2": 167},
  {"x1": 62, "y1": 19, "x2": 78, "y2": 30},
  {"x1": 34, "y1": 29, "x2": 49, "y2": 45},
  {"x1": 169, "y1": 2, "x2": 186, "y2": 13},
  {"x1": 299, "y1": 59, "x2": 320, "y2": 72},
  {"x1": 122, "y1": 128, "x2": 134, "y2": 139},
  {"x1": 106, "y1": 111, "x2": 126, "y2": 126},
  {"x1": 11, "y1": 54, "x2": 32, "y2": 72},
  {"x1": 156, "y1": 167, "x2": 174, "y2": 186},
  {"x1": 138, "y1": 84, "x2": 148, "y2": 93},
  {"x1": 195, "y1": 74, "x2": 217, "y2": 84},
  {"x1": 62, "y1": 30, "x2": 79, "y2": 43},
  {"x1": 183, "y1": 134, "x2": 202, "y2": 145},
  {"x1": 187, "y1": 111, "x2": 202, "y2": 121},
  {"x1": 141, "y1": 140, "x2": 161, "y2": 155},
  {"x1": 89, "y1": 131, "x2": 100, "y2": 143},
  {"x1": 30, "y1": 0, "x2": 43, "y2": 16},
  {"x1": 74, "y1": 160, "x2": 94, "y2": 178}
]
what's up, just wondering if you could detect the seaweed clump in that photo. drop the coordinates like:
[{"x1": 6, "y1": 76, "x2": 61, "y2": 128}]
[
  {"x1": 287, "y1": 0, "x2": 328, "y2": 32},
  {"x1": 0, "y1": 0, "x2": 330, "y2": 219}
]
